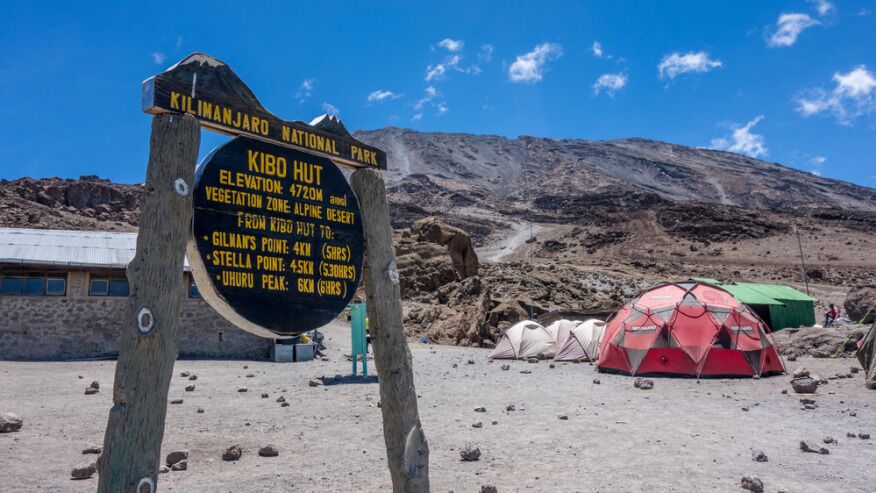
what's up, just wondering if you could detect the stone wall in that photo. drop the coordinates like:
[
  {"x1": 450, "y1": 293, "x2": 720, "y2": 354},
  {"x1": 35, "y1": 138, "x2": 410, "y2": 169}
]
[{"x1": 0, "y1": 270, "x2": 274, "y2": 360}]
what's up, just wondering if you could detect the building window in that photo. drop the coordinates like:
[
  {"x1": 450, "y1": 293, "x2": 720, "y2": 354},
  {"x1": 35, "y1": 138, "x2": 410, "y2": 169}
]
[
  {"x1": 188, "y1": 281, "x2": 202, "y2": 299},
  {"x1": 1, "y1": 276, "x2": 66, "y2": 296},
  {"x1": 89, "y1": 277, "x2": 129, "y2": 297}
]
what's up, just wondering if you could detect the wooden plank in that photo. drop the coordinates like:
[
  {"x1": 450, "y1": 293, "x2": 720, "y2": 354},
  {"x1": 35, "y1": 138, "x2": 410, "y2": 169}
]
[
  {"x1": 350, "y1": 168, "x2": 430, "y2": 492},
  {"x1": 97, "y1": 113, "x2": 200, "y2": 493},
  {"x1": 142, "y1": 53, "x2": 386, "y2": 170}
]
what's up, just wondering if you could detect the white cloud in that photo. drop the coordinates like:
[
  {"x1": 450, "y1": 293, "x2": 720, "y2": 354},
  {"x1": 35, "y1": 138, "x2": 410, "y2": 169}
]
[
  {"x1": 438, "y1": 38, "x2": 464, "y2": 52},
  {"x1": 321, "y1": 102, "x2": 340, "y2": 115},
  {"x1": 296, "y1": 79, "x2": 315, "y2": 102},
  {"x1": 508, "y1": 43, "x2": 562, "y2": 83},
  {"x1": 479, "y1": 44, "x2": 494, "y2": 63},
  {"x1": 425, "y1": 63, "x2": 446, "y2": 82},
  {"x1": 592, "y1": 41, "x2": 603, "y2": 58},
  {"x1": 151, "y1": 52, "x2": 166, "y2": 65},
  {"x1": 175, "y1": 37, "x2": 183, "y2": 49},
  {"x1": 810, "y1": 0, "x2": 834, "y2": 16},
  {"x1": 709, "y1": 115, "x2": 768, "y2": 158},
  {"x1": 796, "y1": 65, "x2": 876, "y2": 124},
  {"x1": 367, "y1": 90, "x2": 402, "y2": 103},
  {"x1": 412, "y1": 112, "x2": 423, "y2": 122},
  {"x1": 593, "y1": 73, "x2": 627, "y2": 96},
  {"x1": 810, "y1": 155, "x2": 827, "y2": 166},
  {"x1": 436, "y1": 103, "x2": 448, "y2": 116},
  {"x1": 658, "y1": 51, "x2": 722, "y2": 79},
  {"x1": 768, "y1": 13, "x2": 819, "y2": 47}
]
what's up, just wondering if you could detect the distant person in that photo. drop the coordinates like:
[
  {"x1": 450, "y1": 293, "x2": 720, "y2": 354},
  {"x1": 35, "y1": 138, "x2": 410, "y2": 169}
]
[{"x1": 824, "y1": 303, "x2": 840, "y2": 328}]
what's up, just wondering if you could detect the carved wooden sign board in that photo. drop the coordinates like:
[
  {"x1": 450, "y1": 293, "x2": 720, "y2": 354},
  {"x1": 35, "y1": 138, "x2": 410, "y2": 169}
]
[{"x1": 142, "y1": 53, "x2": 371, "y2": 337}]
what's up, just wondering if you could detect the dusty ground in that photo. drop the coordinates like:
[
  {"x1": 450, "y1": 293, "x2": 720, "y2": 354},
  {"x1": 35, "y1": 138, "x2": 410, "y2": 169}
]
[{"x1": 1, "y1": 324, "x2": 874, "y2": 493}]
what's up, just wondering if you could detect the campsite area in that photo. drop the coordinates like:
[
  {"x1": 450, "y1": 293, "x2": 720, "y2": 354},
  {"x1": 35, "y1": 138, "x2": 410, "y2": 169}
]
[{"x1": 1, "y1": 321, "x2": 874, "y2": 493}]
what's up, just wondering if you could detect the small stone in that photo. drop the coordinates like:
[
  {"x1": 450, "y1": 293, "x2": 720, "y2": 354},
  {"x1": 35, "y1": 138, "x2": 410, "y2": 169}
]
[
  {"x1": 781, "y1": 389, "x2": 788, "y2": 394},
  {"x1": 592, "y1": 378, "x2": 601, "y2": 385},
  {"x1": 505, "y1": 404, "x2": 515, "y2": 412},
  {"x1": 751, "y1": 450, "x2": 768, "y2": 462},
  {"x1": 189, "y1": 374, "x2": 198, "y2": 381},
  {"x1": 481, "y1": 486, "x2": 498, "y2": 493},
  {"x1": 82, "y1": 444, "x2": 102, "y2": 455},
  {"x1": 196, "y1": 408, "x2": 204, "y2": 414},
  {"x1": 166, "y1": 450, "x2": 188, "y2": 466},
  {"x1": 823, "y1": 436, "x2": 835, "y2": 444},
  {"x1": 519, "y1": 370, "x2": 532, "y2": 374},
  {"x1": 792, "y1": 367, "x2": 810, "y2": 378},
  {"x1": 159, "y1": 465, "x2": 170, "y2": 474},
  {"x1": 243, "y1": 365, "x2": 249, "y2": 369},
  {"x1": 500, "y1": 364, "x2": 510, "y2": 371},
  {"x1": 276, "y1": 396, "x2": 286, "y2": 403},
  {"x1": 549, "y1": 363, "x2": 555, "y2": 369},
  {"x1": 472, "y1": 421, "x2": 483, "y2": 428},
  {"x1": 467, "y1": 359, "x2": 475, "y2": 365},
  {"x1": 258, "y1": 445, "x2": 279, "y2": 457},
  {"x1": 78, "y1": 375, "x2": 83, "y2": 379},
  {"x1": 280, "y1": 402, "x2": 290, "y2": 407},
  {"x1": 557, "y1": 415, "x2": 568, "y2": 420},
  {"x1": 246, "y1": 373, "x2": 255, "y2": 378},
  {"x1": 71, "y1": 462, "x2": 97, "y2": 480},
  {"x1": 237, "y1": 387, "x2": 248, "y2": 393},
  {"x1": 0, "y1": 413, "x2": 23, "y2": 433},
  {"x1": 185, "y1": 385, "x2": 195, "y2": 392},
  {"x1": 222, "y1": 444, "x2": 243, "y2": 461},
  {"x1": 850, "y1": 366, "x2": 860, "y2": 374},
  {"x1": 171, "y1": 459, "x2": 187, "y2": 471},
  {"x1": 786, "y1": 355, "x2": 797, "y2": 361},
  {"x1": 741, "y1": 407, "x2": 749, "y2": 412},
  {"x1": 474, "y1": 406, "x2": 487, "y2": 413},
  {"x1": 859, "y1": 433, "x2": 871, "y2": 440},
  {"x1": 635, "y1": 378, "x2": 654, "y2": 390},
  {"x1": 800, "y1": 440, "x2": 829, "y2": 454},
  {"x1": 180, "y1": 371, "x2": 190, "y2": 377},
  {"x1": 741, "y1": 476, "x2": 764, "y2": 493},
  {"x1": 526, "y1": 358, "x2": 538, "y2": 364},
  {"x1": 261, "y1": 393, "x2": 269, "y2": 398},
  {"x1": 491, "y1": 421, "x2": 498, "y2": 425},
  {"x1": 308, "y1": 379, "x2": 322, "y2": 387},
  {"x1": 459, "y1": 446, "x2": 481, "y2": 461},
  {"x1": 84, "y1": 387, "x2": 99, "y2": 395},
  {"x1": 170, "y1": 399, "x2": 183, "y2": 404},
  {"x1": 90, "y1": 381, "x2": 100, "y2": 390},
  {"x1": 452, "y1": 363, "x2": 458, "y2": 368},
  {"x1": 850, "y1": 411, "x2": 857, "y2": 417},
  {"x1": 790, "y1": 377, "x2": 818, "y2": 394},
  {"x1": 847, "y1": 432, "x2": 856, "y2": 438}
]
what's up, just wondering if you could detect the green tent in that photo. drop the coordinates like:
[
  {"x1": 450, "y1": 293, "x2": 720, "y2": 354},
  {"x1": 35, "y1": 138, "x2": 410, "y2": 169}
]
[{"x1": 720, "y1": 282, "x2": 816, "y2": 330}]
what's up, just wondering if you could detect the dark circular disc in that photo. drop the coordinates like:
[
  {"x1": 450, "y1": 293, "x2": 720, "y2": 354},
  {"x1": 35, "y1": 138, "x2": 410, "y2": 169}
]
[{"x1": 187, "y1": 136, "x2": 364, "y2": 337}]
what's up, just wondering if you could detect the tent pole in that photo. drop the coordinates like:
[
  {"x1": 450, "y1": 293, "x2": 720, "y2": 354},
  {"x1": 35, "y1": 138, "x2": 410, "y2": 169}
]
[{"x1": 794, "y1": 223, "x2": 810, "y2": 296}]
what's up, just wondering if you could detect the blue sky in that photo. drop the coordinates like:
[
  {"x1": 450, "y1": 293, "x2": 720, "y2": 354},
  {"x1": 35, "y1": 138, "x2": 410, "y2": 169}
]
[{"x1": 1, "y1": 1, "x2": 874, "y2": 187}]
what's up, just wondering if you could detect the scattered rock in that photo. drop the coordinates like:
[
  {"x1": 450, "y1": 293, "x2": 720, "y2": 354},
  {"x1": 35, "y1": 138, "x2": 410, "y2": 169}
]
[
  {"x1": 751, "y1": 450, "x2": 768, "y2": 462},
  {"x1": 549, "y1": 363, "x2": 555, "y2": 369},
  {"x1": 237, "y1": 387, "x2": 248, "y2": 393},
  {"x1": 790, "y1": 377, "x2": 818, "y2": 394},
  {"x1": 519, "y1": 370, "x2": 532, "y2": 374},
  {"x1": 634, "y1": 378, "x2": 654, "y2": 390},
  {"x1": 505, "y1": 404, "x2": 515, "y2": 412},
  {"x1": 90, "y1": 381, "x2": 100, "y2": 390},
  {"x1": 246, "y1": 373, "x2": 255, "y2": 378},
  {"x1": 196, "y1": 408, "x2": 204, "y2": 414},
  {"x1": 84, "y1": 387, "x2": 99, "y2": 395},
  {"x1": 787, "y1": 355, "x2": 797, "y2": 362},
  {"x1": 557, "y1": 415, "x2": 569, "y2": 420},
  {"x1": 823, "y1": 436, "x2": 835, "y2": 444},
  {"x1": 472, "y1": 421, "x2": 483, "y2": 428},
  {"x1": 82, "y1": 444, "x2": 101, "y2": 455},
  {"x1": 844, "y1": 285, "x2": 876, "y2": 324},
  {"x1": 800, "y1": 440, "x2": 829, "y2": 454},
  {"x1": 0, "y1": 413, "x2": 23, "y2": 433},
  {"x1": 180, "y1": 371, "x2": 190, "y2": 377},
  {"x1": 452, "y1": 363, "x2": 458, "y2": 369},
  {"x1": 792, "y1": 367, "x2": 810, "y2": 378},
  {"x1": 185, "y1": 385, "x2": 195, "y2": 392},
  {"x1": 261, "y1": 393, "x2": 269, "y2": 398},
  {"x1": 859, "y1": 433, "x2": 871, "y2": 440},
  {"x1": 159, "y1": 465, "x2": 169, "y2": 474},
  {"x1": 189, "y1": 374, "x2": 198, "y2": 381},
  {"x1": 258, "y1": 445, "x2": 279, "y2": 457},
  {"x1": 243, "y1": 365, "x2": 249, "y2": 369},
  {"x1": 170, "y1": 399, "x2": 183, "y2": 405},
  {"x1": 741, "y1": 475, "x2": 764, "y2": 493},
  {"x1": 459, "y1": 446, "x2": 481, "y2": 461},
  {"x1": 222, "y1": 445, "x2": 243, "y2": 461},
  {"x1": 526, "y1": 357, "x2": 539, "y2": 364},
  {"x1": 166, "y1": 450, "x2": 188, "y2": 466},
  {"x1": 171, "y1": 460, "x2": 187, "y2": 471},
  {"x1": 276, "y1": 396, "x2": 286, "y2": 403},
  {"x1": 850, "y1": 366, "x2": 860, "y2": 374},
  {"x1": 467, "y1": 359, "x2": 475, "y2": 365},
  {"x1": 500, "y1": 364, "x2": 510, "y2": 371},
  {"x1": 281, "y1": 402, "x2": 290, "y2": 407},
  {"x1": 847, "y1": 432, "x2": 856, "y2": 438},
  {"x1": 491, "y1": 421, "x2": 498, "y2": 425},
  {"x1": 71, "y1": 462, "x2": 97, "y2": 480},
  {"x1": 481, "y1": 486, "x2": 498, "y2": 493},
  {"x1": 592, "y1": 378, "x2": 601, "y2": 385},
  {"x1": 308, "y1": 379, "x2": 322, "y2": 387},
  {"x1": 474, "y1": 407, "x2": 487, "y2": 413}
]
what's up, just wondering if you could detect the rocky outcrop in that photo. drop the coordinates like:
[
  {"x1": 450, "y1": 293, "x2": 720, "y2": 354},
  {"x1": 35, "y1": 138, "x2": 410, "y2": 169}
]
[{"x1": 845, "y1": 285, "x2": 876, "y2": 324}]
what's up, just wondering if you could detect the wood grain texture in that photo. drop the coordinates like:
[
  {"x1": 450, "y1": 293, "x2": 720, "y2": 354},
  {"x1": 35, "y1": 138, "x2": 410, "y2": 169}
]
[
  {"x1": 351, "y1": 168, "x2": 430, "y2": 493},
  {"x1": 97, "y1": 113, "x2": 200, "y2": 493}
]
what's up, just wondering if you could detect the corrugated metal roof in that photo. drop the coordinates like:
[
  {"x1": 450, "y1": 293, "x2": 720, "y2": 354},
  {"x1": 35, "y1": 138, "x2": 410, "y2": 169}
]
[
  {"x1": 0, "y1": 228, "x2": 191, "y2": 270},
  {"x1": 734, "y1": 282, "x2": 817, "y2": 302},
  {"x1": 721, "y1": 284, "x2": 783, "y2": 305}
]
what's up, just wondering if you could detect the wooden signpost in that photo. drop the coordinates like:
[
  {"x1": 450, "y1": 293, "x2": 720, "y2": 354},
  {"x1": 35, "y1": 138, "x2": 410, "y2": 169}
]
[{"x1": 98, "y1": 53, "x2": 429, "y2": 493}]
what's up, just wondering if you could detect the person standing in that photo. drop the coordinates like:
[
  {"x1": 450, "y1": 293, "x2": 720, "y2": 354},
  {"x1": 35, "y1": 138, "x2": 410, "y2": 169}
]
[{"x1": 824, "y1": 303, "x2": 840, "y2": 327}]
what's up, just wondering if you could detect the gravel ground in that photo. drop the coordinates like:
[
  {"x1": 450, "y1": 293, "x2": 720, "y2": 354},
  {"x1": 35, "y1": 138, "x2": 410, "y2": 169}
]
[{"x1": 1, "y1": 340, "x2": 874, "y2": 492}]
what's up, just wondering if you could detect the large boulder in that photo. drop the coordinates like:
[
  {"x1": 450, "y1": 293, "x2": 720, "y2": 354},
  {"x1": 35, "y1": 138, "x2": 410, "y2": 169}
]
[
  {"x1": 845, "y1": 285, "x2": 876, "y2": 324},
  {"x1": 410, "y1": 217, "x2": 479, "y2": 279}
]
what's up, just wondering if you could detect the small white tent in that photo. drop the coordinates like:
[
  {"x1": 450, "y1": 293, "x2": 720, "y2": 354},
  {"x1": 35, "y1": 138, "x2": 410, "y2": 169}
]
[
  {"x1": 488, "y1": 320, "x2": 557, "y2": 360},
  {"x1": 543, "y1": 319, "x2": 581, "y2": 358},
  {"x1": 553, "y1": 319, "x2": 606, "y2": 362}
]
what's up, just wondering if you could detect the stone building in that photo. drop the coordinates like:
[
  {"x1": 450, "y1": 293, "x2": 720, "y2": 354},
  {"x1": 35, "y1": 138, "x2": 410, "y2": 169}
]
[{"x1": 0, "y1": 227, "x2": 273, "y2": 360}]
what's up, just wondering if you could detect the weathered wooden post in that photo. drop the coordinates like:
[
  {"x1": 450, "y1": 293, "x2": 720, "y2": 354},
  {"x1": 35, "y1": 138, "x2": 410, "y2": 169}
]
[
  {"x1": 351, "y1": 168, "x2": 431, "y2": 493},
  {"x1": 97, "y1": 113, "x2": 199, "y2": 493}
]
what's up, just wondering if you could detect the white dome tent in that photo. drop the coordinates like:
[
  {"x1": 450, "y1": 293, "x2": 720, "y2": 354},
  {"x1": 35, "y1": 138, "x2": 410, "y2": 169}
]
[
  {"x1": 553, "y1": 319, "x2": 606, "y2": 362},
  {"x1": 488, "y1": 320, "x2": 557, "y2": 360}
]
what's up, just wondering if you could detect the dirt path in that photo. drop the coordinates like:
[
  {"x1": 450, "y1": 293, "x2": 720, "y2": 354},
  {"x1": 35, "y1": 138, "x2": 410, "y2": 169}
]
[{"x1": 1, "y1": 348, "x2": 873, "y2": 492}]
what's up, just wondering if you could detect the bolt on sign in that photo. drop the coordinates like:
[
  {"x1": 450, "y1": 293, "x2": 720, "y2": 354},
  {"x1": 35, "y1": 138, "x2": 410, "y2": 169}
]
[{"x1": 142, "y1": 53, "x2": 373, "y2": 337}]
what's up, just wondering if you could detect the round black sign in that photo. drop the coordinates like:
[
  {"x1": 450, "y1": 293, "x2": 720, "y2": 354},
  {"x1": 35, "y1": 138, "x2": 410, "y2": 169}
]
[{"x1": 187, "y1": 136, "x2": 364, "y2": 337}]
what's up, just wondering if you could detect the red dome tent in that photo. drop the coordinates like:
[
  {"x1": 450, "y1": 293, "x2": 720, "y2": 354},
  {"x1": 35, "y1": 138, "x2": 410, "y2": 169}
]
[{"x1": 597, "y1": 281, "x2": 785, "y2": 377}]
